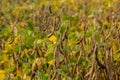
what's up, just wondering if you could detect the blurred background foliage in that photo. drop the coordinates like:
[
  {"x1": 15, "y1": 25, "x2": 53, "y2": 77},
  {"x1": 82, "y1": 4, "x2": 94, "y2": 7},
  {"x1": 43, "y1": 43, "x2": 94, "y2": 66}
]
[{"x1": 0, "y1": 0, "x2": 120, "y2": 80}]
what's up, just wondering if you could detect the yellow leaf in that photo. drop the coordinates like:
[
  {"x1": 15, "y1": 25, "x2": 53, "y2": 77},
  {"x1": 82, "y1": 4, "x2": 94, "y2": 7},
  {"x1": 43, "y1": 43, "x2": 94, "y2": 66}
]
[
  {"x1": 14, "y1": 35, "x2": 20, "y2": 44},
  {"x1": 0, "y1": 70, "x2": 5, "y2": 80},
  {"x1": 68, "y1": 40, "x2": 74, "y2": 46},
  {"x1": 113, "y1": 44, "x2": 117, "y2": 53},
  {"x1": 5, "y1": 43, "x2": 13, "y2": 52},
  {"x1": 48, "y1": 59, "x2": 54, "y2": 66},
  {"x1": 12, "y1": 6, "x2": 27, "y2": 16},
  {"x1": 62, "y1": 77, "x2": 66, "y2": 80},
  {"x1": 17, "y1": 67, "x2": 22, "y2": 77},
  {"x1": 0, "y1": 61, "x2": 4, "y2": 64},
  {"x1": 7, "y1": 36, "x2": 13, "y2": 43},
  {"x1": 48, "y1": 35, "x2": 57, "y2": 43},
  {"x1": 2, "y1": 50, "x2": 8, "y2": 54},
  {"x1": 79, "y1": 23, "x2": 84, "y2": 31},
  {"x1": 69, "y1": 0, "x2": 74, "y2": 3},
  {"x1": 52, "y1": 1, "x2": 58, "y2": 6},
  {"x1": 2, "y1": 53, "x2": 8, "y2": 61}
]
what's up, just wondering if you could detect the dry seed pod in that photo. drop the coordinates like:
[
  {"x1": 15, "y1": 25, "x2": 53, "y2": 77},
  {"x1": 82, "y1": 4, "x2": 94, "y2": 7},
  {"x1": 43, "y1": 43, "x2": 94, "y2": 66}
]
[
  {"x1": 8, "y1": 36, "x2": 14, "y2": 44},
  {"x1": 47, "y1": 26, "x2": 55, "y2": 38},
  {"x1": 43, "y1": 12, "x2": 49, "y2": 22},
  {"x1": 54, "y1": 16, "x2": 61, "y2": 31},
  {"x1": 43, "y1": 22, "x2": 50, "y2": 32},
  {"x1": 94, "y1": 44, "x2": 106, "y2": 70},
  {"x1": 49, "y1": 5, "x2": 52, "y2": 13},
  {"x1": 42, "y1": 4, "x2": 45, "y2": 11},
  {"x1": 87, "y1": 44, "x2": 95, "y2": 57},
  {"x1": 31, "y1": 57, "x2": 45, "y2": 79},
  {"x1": 76, "y1": 36, "x2": 84, "y2": 44}
]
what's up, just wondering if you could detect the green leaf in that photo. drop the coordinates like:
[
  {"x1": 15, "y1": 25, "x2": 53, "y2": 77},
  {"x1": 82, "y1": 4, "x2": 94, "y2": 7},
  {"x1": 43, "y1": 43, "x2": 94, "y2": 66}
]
[
  {"x1": 56, "y1": 69, "x2": 66, "y2": 76},
  {"x1": 0, "y1": 55, "x2": 3, "y2": 60},
  {"x1": 36, "y1": 39, "x2": 43, "y2": 46},
  {"x1": 25, "y1": 36, "x2": 34, "y2": 47},
  {"x1": 85, "y1": 31, "x2": 92, "y2": 37},
  {"x1": 85, "y1": 26, "x2": 94, "y2": 37},
  {"x1": 21, "y1": 43, "x2": 26, "y2": 51},
  {"x1": 60, "y1": 26, "x2": 66, "y2": 34},
  {"x1": 14, "y1": 44, "x2": 21, "y2": 52},
  {"x1": 27, "y1": 20, "x2": 34, "y2": 30},
  {"x1": 16, "y1": 76, "x2": 21, "y2": 80},
  {"x1": 1, "y1": 27, "x2": 10, "y2": 36},
  {"x1": 95, "y1": 32, "x2": 101, "y2": 43},
  {"x1": 46, "y1": 53, "x2": 53, "y2": 62},
  {"x1": 10, "y1": 64, "x2": 15, "y2": 72},
  {"x1": 40, "y1": 70, "x2": 47, "y2": 80},
  {"x1": 34, "y1": 27, "x2": 41, "y2": 34},
  {"x1": 19, "y1": 10, "x2": 24, "y2": 19},
  {"x1": 98, "y1": 53, "x2": 103, "y2": 60},
  {"x1": 78, "y1": 6, "x2": 83, "y2": 11}
]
